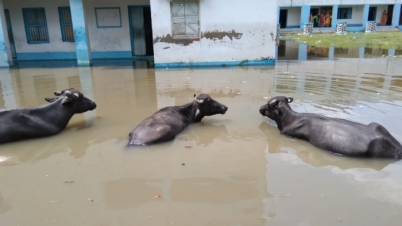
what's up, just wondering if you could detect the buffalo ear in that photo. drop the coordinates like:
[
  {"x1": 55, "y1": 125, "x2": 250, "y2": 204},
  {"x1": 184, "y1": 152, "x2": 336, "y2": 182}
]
[
  {"x1": 45, "y1": 98, "x2": 57, "y2": 103},
  {"x1": 287, "y1": 97, "x2": 293, "y2": 103},
  {"x1": 61, "y1": 96, "x2": 73, "y2": 105},
  {"x1": 268, "y1": 99, "x2": 278, "y2": 109}
]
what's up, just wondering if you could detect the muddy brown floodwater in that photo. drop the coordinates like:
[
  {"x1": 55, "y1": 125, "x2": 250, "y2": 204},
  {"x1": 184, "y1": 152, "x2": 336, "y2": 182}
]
[{"x1": 0, "y1": 55, "x2": 402, "y2": 225}]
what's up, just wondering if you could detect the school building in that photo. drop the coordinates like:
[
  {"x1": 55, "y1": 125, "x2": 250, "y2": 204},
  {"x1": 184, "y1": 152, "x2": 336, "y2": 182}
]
[
  {"x1": 0, "y1": 0, "x2": 278, "y2": 68},
  {"x1": 279, "y1": 0, "x2": 402, "y2": 32}
]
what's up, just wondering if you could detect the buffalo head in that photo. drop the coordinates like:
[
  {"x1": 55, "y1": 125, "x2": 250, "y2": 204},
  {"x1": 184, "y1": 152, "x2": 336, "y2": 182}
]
[
  {"x1": 259, "y1": 96, "x2": 293, "y2": 121},
  {"x1": 45, "y1": 88, "x2": 97, "y2": 113},
  {"x1": 193, "y1": 93, "x2": 228, "y2": 122}
]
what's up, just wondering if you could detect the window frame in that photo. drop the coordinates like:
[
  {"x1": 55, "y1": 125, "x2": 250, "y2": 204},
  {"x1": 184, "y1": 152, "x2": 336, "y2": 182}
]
[
  {"x1": 58, "y1": 6, "x2": 75, "y2": 42},
  {"x1": 170, "y1": 0, "x2": 200, "y2": 39},
  {"x1": 22, "y1": 7, "x2": 50, "y2": 44},
  {"x1": 337, "y1": 7, "x2": 353, "y2": 20}
]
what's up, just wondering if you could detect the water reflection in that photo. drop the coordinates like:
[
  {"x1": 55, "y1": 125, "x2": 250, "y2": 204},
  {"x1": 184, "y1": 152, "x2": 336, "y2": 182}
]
[
  {"x1": 278, "y1": 40, "x2": 401, "y2": 61},
  {"x1": 0, "y1": 58, "x2": 401, "y2": 225},
  {"x1": 0, "y1": 190, "x2": 10, "y2": 214},
  {"x1": 104, "y1": 176, "x2": 266, "y2": 209}
]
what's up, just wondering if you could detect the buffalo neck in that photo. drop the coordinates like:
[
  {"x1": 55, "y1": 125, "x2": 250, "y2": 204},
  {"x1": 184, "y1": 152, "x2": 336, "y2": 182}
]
[
  {"x1": 31, "y1": 99, "x2": 75, "y2": 131},
  {"x1": 177, "y1": 101, "x2": 200, "y2": 123},
  {"x1": 276, "y1": 104, "x2": 297, "y2": 131}
]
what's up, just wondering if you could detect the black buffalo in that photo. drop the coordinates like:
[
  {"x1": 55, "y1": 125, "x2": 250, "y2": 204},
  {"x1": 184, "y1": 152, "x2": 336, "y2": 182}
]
[
  {"x1": 259, "y1": 96, "x2": 402, "y2": 158},
  {"x1": 0, "y1": 88, "x2": 96, "y2": 144},
  {"x1": 128, "y1": 93, "x2": 228, "y2": 146}
]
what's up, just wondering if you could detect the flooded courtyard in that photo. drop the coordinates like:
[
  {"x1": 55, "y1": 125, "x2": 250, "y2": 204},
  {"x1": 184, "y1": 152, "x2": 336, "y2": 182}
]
[{"x1": 0, "y1": 44, "x2": 402, "y2": 225}]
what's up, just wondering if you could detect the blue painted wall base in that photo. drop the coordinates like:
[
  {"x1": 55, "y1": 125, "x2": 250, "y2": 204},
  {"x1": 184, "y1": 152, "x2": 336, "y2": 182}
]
[
  {"x1": 13, "y1": 51, "x2": 152, "y2": 62},
  {"x1": 154, "y1": 60, "x2": 275, "y2": 69}
]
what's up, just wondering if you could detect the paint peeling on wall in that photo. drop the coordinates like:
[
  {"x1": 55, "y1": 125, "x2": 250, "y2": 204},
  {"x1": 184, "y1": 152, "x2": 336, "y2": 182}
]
[
  {"x1": 153, "y1": 30, "x2": 243, "y2": 46},
  {"x1": 153, "y1": 34, "x2": 200, "y2": 46},
  {"x1": 201, "y1": 30, "x2": 243, "y2": 40}
]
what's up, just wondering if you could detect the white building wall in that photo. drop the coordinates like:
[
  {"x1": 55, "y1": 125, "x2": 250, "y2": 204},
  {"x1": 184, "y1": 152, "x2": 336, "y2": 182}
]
[
  {"x1": 150, "y1": 0, "x2": 278, "y2": 64},
  {"x1": 279, "y1": 0, "x2": 399, "y2": 7},
  {"x1": 283, "y1": 7, "x2": 302, "y2": 27},
  {"x1": 3, "y1": 0, "x2": 150, "y2": 55},
  {"x1": 337, "y1": 5, "x2": 364, "y2": 24},
  {"x1": 84, "y1": 0, "x2": 149, "y2": 53},
  {"x1": 3, "y1": 0, "x2": 75, "y2": 53}
]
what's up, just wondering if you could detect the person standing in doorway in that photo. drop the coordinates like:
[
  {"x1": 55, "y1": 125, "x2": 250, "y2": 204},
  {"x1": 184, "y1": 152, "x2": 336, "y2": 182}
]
[
  {"x1": 313, "y1": 14, "x2": 319, "y2": 27},
  {"x1": 319, "y1": 12, "x2": 325, "y2": 27},
  {"x1": 309, "y1": 13, "x2": 313, "y2": 23},
  {"x1": 380, "y1": 10, "x2": 387, "y2": 26},
  {"x1": 325, "y1": 12, "x2": 331, "y2": 27}
]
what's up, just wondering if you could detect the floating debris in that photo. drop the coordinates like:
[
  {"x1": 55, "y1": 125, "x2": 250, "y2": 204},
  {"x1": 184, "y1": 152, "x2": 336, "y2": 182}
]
[
  {"x1": 184, "y1": 145, "x2": 192, "y2": 148},
  {"x1": 154, "y1": 195, "x2": 162, "y2": 199},
  {"x1": 182, "y1": 163, "x2": 185, "y2": 166},
  {"x1": 87, "y1": 198, "x2": 96, "y2": 203},
  {"x1": 64, "y1": 181, "x2": 74, "y2": 184},
  {"x1": 276, "y1": 193, "x2": 291, "y2": 197}
]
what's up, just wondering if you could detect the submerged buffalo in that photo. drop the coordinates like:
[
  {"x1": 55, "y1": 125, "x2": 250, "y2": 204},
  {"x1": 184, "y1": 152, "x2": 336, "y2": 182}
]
[
  {"x1": 259, "y1": 96, "x2": 402, "y2": 158},
  {"x1": 128, "y1": 93, "x2": 228, "y2": 146},
  {"x1": 0, "y1": 88, "x2": 96, "y2": 144}
]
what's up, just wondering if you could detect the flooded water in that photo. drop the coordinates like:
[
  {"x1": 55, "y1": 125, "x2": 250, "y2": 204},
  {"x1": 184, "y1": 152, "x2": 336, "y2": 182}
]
[{"x1": 0, "y1": 53, "x2": 402, "y2": 226}]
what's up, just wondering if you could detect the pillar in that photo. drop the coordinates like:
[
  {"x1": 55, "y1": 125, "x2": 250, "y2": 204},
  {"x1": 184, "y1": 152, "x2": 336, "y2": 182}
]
[
  {"x1": 0, "y1": 68, "x2": 17, "y2": 108},
  {"x1": 392, "y1": 4, "x2": 401, "y2": 27},
  {"x1": 298, "y1": 43, "x2": 308, "y2": 61},
  {"x1": 277, "y1": 6, "x2": 280, "y2": 25},
  {"x1": 359, "y1": 46, "x2": 365, "y2": 58},
  {"x1": 331, "y1": 5, "x2": 339, "y2": 29},
  {"x1": 300, "y1": 5, "x2": 311, "y2": 28},
  {"x1": 329, "y1": 47, "x2": 334, "y2": 60},
  {"x1": 70, "y1": 0, "x2": 91, "y2": 66},
  {"x1": 362, "y1": 4, "x2": 370, "y2": 29},
  {"x1": 0, "y1": 0, "x2": 11, "y2": 67},
  {"x1": 388, "y1": 48, "x2": 395, "y2": 57},
  {"x1": 78, "y1": 67, "x2": 96, "y2": 125}
]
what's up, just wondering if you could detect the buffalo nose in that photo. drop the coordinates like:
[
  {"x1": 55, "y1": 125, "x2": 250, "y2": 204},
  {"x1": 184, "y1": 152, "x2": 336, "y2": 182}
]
[
  {"x1": 91, "y1": 102, "x2": 97, "y2": 110},
  {"x1": 222, "y1": 106, "x2": 228, "y2": 112},
  {"x1": 259, "y1": 106, "x2": 265, "y2": 115}
]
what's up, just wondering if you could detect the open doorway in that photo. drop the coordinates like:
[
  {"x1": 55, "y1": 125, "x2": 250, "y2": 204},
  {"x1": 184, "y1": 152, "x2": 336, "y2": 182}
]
[
  {"x1": 368, "y1": 7, "x2": 377, "y2": 21},
  {"x1": 386, "y1": 5, "x2": 394, "y2": 25},
  {"x1": 279, "y1": 9, "x2": 287, "y2": 28},
  {"x1": 128, "y1": 6, "x2": 154, "y2": 56},
  {"x1": 310, "y1": 8, "x2": 319, "y2": 16}
]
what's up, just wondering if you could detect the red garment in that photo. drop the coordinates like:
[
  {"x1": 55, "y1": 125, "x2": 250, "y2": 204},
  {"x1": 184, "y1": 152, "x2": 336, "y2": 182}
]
[{"x1": 319, "y1": 15, "x2": 325, "y2": 23}]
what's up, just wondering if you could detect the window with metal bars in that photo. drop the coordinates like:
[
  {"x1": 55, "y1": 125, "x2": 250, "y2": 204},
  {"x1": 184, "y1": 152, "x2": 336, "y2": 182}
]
[
  {"x1": 22, "y1": 8, "x2": 49, "y2": 43},
  {"x1": 59, "y1": 7, "x2": 74, "y2": 42},
  {"x1": 171, "y1": 0, "x2": 199, "y2": 38}
]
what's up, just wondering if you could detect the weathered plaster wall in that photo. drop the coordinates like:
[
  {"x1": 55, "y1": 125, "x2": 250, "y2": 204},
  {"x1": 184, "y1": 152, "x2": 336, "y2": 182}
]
[
  {"x1": 3, "y1": 0, "x2": 150, "y2": 56},
  {"x1": 279, "y1": 0, "x2": 399, "y2": 7},
  {"x1": 84, "y1": 0, "x2": 150, "y2": 53},
  {"x1": 3, "y1": 0, "x2": 75, "y2": 53},
  {"x1": 150, "y1": 0, "x2": 278, "y2": 64}
]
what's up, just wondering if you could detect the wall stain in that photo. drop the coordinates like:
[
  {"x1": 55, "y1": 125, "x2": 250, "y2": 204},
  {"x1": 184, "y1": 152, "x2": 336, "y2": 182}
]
[
  {"x1": 153, "y1": 30, "x2": 243, "y2": 47},
  {"x1": 153, "y1": 34, "x2": 199, "y2": 46},
  {"x1": 201, "y1": 30, "x2": 243, "y2": 40}
]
